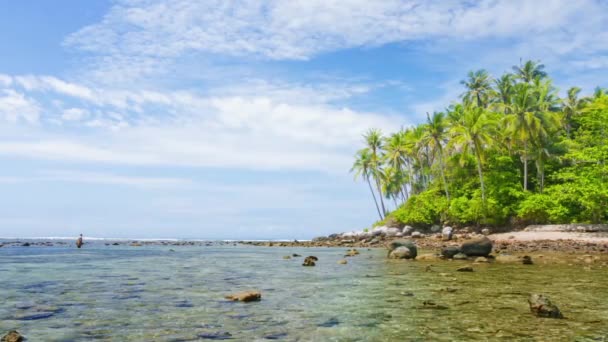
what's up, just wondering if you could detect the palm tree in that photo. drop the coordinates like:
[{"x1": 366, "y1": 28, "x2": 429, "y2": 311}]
[
  {"x1": 351, "y1": 148, "x2": 383, "y2": 220},
  {"x1": 383, "y1": 131, "x2": 409, "y2": 201},
  {"x1": 420, "y1": 112, "x2": 450, "y2": 203},
  {"x1": 512, "y1": 60, "x2": 547, "y2": 83},
  {"x1": 448, "y1": 106, "x2": 497, "y2": 202},
  {"x1": 562, "y1": 87, "x2": 587, "y2": 136},
  {"x1": 593, "y1": 87, "x2": 607, "y2": 99},
  {"x1": 503, "y1": 83, "x2": 538, "y2": 191},
  {"x1": 363, "y1": 129, "x2": 387, "y2": 216},
  {"x1": 493, "y1": 74, "x2": 514, "y2": 114},
  {"x1": 461, "y1": 69, "x2": 494, "y2": 108},
  {"x1": 404, "y1": 126, "x2": 426, "y2": 194}
]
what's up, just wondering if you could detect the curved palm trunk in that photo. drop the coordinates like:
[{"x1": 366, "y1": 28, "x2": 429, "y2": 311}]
[
  {"x1": 367, "y1": 177, "x2": 383, "y2": 220},
  {"x1": 437, "y1": 145, "x2": 450, "y2": 203},
  {"x1": 475, "y1": 149, "x2": 486, "y2": 203},
  {"x1": 536, "y1": 155, "x2": 545, "y2": 193},
  {"x1": 523, "y1": 141, "x2": 528, "y2": 191},
  {"x1": 374, "y1": 177, "x2": 387, "y2": 218}
]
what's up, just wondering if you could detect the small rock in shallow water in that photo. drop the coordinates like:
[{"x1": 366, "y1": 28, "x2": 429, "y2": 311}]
[
  {"x1": 441, "y1": 246, "x2": 461, "y2": 259},
  {"x1": 337, "y1": 259, "x2": 347, "y2": 264},
  {"x1": 283, "y1": 255, "x2": 291, "y2": 259},
  {"x1": 198, "y1": 331, "x2": 233, "y2": 340},
  {"x1": 456, "y1": 266, "x2": 474, "y2": 272},
  {"x1": 401, "y1": 291, "x2": 414, "y2": 296},
  {"x1": 474, "y1": 257, "x2": 489, "y2": 263},
  {"x1": 302, "y1": 256, "x2": 317, "y2": 266},
  {"x1": 1, "y1": 330, "x2": 23, "y2": 342},
  {"x1": 460, "y1": 236, "x2": 493, "y2": 256},
  {"x1": 318, "y1": 318, "x2": 340, "y2": 327},
  {"x1": 528, "y1": 294, "x2": 563, "y2": 318},
  {"x1": 453, "y1": 253, "x2": 468, "y2": 260},
  {"x1": 292, "y1": 254, "x2": 301, "y2": 257},
  {"x1": 224, "y1": 290, "x2": 261, "y2": 302},
  {"x1": 14, "y1": 311, "x2": 55, "y2": 320},
  {"x1": 421, "y1": 300, "x2": 448, "y2": 310}
]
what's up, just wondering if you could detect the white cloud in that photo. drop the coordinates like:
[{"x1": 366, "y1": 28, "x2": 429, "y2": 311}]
[
  {"x1": 0, "y1": 89, "x2": 41, "y2": 124},
  {"x1": 0, "y1": 74, "x2": 12, "y2": 86},
  {"x1": 65, "y1": 0, "x2": 606, "y2": 61},
  {"x1": 0, "y1": 90, "x2": 400, "y2": 172},
  {"x1": 41, "y1": 170, "x2": 193, "y2": 189},
  {"x1": 61, "y1": 108, "x2": 89, "y2": 121}
]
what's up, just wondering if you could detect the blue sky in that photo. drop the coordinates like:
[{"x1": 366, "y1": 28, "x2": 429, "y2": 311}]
[{"x1": 1, "y1": 0, "x2": 607, "y2": 239}]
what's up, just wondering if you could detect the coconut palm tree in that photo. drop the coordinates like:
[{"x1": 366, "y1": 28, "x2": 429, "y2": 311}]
[
  {"x1": 461, "y1": 69, "x2": 494, "y2": 108},
  {"x1": 512, "y1": 60, "x2": 547, "y2": 83},
  {"x1": 503, "y1": 83, "x2": 537, "y2": 191},
  {"x1": 493, "y1": 73, "x2": 514, "y2": 114},
  {"x1": 448, "y1": 106, "x2": 497, "y2": 202},
  {"x1": 420, "y1": 112, "x2": 450, "y2": 203},
  {"x1": 562, "y1": 87, "x2": 587, "y2": 136},
  {"x1": 351, "y1": 148, "x2": 383, "y2": 220},
  {"x1": 363, "y1": 129, "x2": 387, "y2": 216},
  {"x1": 383, "y1": 131, "x2": 409, "y2": 201}
]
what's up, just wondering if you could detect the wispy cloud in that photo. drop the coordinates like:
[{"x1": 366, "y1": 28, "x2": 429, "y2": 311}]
[{"x1": 61, "y1": 0, "x2": 608, "y2": 82}]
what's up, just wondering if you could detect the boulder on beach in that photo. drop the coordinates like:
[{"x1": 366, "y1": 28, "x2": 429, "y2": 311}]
[
  {"x1": 441, "y1": 246, "x2": 461, "y2": 259},
  {"x1": 1, "y1": 331, "x2": 23, "y2": 342},
  {"x1": 225, "y1": 291, "x2": 261, "y2": 302},
  {"x1": 411, "y1": 231, "x2": 422, "y2": 238},
  {"x1": 442, "y1": 226, "x2": 453, "y2": 241},
  {"x1": 302, "y1": 256, "x2": 318, "y2": 266},
  {"x1": 402, "y1": 225, "x2": 414, "y2": 235},
  {"x1": 528, "y1": 294, "x2": 563, "y2": 318},
  {"x1": 460, "y1": 236, "x2": 493, "y2": 257},
  {"x1": 387, "y1": 240, "x2": 417, "y2": 259}
]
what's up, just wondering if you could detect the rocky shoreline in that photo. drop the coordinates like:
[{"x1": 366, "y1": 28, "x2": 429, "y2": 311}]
[{"x1": 241, "y1": 223, "x2": 608, "y2": 255}]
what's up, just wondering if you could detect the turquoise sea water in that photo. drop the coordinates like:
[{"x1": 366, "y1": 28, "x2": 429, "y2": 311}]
[{"x1": 1, "y1": 240, "x2": 607, "y2": 341}]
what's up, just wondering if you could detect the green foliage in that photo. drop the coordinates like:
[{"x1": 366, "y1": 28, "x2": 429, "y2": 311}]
[
  {"x1": 352, "y1": 60, "x2": 608, "y2": 228},
  {"x1": 393, "y1": 190, "x2": 447, "y2": 226}
]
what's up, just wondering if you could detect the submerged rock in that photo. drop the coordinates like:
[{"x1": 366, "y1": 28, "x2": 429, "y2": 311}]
[
  {"x1": 283, "y1": 255, "x2": 291, "y2": 260},
  {"x1": 344, "y1": 249, "x2": 360, "y2": 257},
  {"x1": 225, "y1": 291, "x2": 261, "y2": 302},
  {"x1": 456, "y1": 266, "x2": 474, "y2": 272},
  {"x1": 302, "y1": 256, "x2": 318, "y2": 266},
  {"x1": 1, "y1": 331, "x2": 23, "y2": 342},
  {"x1": 387, "y1": 240, "x2": 417, "y2": 259},
  {"x1": 337, "y1": 259, "x2": 347, "y2": 264},
  {"x1": 495, "y1": 254, "x2": 519, "y2": 263},
  {"x1": 460, "y1": 236, "x2": 493, "y2": 257},
  {"x1": 421, "y1": 300, "x2": 449, "y2": 310},
  {"x1": 197, "y1": 331, "x2": 233, "y2": 340},
  {"x1": 528, "y1": 294, "x2": 563, "y2": 318}
]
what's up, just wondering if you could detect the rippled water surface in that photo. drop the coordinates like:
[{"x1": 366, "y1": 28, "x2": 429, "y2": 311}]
[{"x1": 1, "y1": 242, "x2": 607, "y2": 341}]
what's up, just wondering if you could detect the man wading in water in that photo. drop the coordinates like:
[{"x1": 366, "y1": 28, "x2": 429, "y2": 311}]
[{"x1": 76, "y1": 234, "x2": 83, "y2": 248}]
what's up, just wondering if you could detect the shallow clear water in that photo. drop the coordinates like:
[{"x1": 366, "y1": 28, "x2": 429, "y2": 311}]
[{"x1": 1, "y1": 242, "x2": 607, "y2": 341}]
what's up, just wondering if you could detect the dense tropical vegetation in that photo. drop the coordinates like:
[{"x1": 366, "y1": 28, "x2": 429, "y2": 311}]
[{"x1": 351, "y1": 60, "x2": 608, "y2": 228}]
